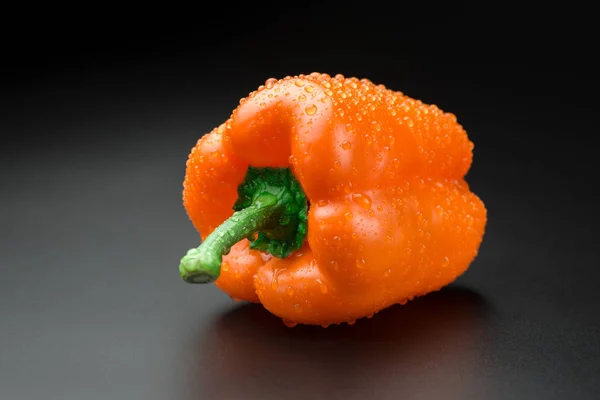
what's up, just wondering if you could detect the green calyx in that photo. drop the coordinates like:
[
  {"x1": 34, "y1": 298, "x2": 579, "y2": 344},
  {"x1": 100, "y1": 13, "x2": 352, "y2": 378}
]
[
  {"x1": 178, "y1": 166, "x2": 308, "y2": 284},
  {"x1": 233, "y1": 167, "x2": 308, "y2": 256}
]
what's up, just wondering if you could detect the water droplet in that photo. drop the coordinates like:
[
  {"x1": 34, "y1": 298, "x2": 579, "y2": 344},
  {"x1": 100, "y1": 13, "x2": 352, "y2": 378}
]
[
  {"x1": 294, "y1": 79, "x2": 305, "y2": 87},
  {"x1": 341, "y1": 140, "x2": 351, "y2": 150},
  {"x1": 320, "y1": 282, "x2": 328, "y2": 293},
  {"x1": 384, "y1": 269, "x2": 392, "y2": 277},
  {"x1": 305, "y1": 85, "x2": 315, "y2": 93},
  {"x1": 366, "y1": 313, "x2": 374, "y2": 319},
  {"x1": 344, "y1": 212, "x2": 353, "y2": 221},
  {"x1": 222, "y1": 262, "x2": 230, "y2": 272},
  {"x1": 317, "y1": 199, "x2": 329, "y2": 207},
  {"x1": 442, "y1": 256, "x2": 450, "y2": 267},
  {"x1": 356, "y1": 259, "x2": 366, "y2": 269},
  {"x1": 288, "y1": 155, "x2": 296, "y2": 165},
  {"x1": 331, "y1": 260, "x2": 340, "y2": 272},
  {"x1": 286, "y1": 286, "x2": 294, "y2": 295},
  {"x1": 352, "y1": 193, "x2": 372, "y2": 210},
  {"x1": 305, "y1": 104, "x2": 317, "y2": 115},
  {"x1": 298, "y1": 94, "x2": 307, "y2": 101},
  {"x1": 259, "y1": 102, "x2": 266, "y2": 107},
  {"x1": 283, "y1": 320, "x2": 298, "y2": 328}
]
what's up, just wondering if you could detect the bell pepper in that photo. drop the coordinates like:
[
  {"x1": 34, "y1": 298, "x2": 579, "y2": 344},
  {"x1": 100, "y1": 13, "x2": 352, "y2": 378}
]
[{"x1": 178, "y1": 73, "x2": 487, "y2": 327}]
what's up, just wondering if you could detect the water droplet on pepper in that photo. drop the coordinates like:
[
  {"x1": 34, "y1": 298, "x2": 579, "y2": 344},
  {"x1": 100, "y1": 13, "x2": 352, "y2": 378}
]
[
  {"x1": 352, "y1": 193, "x2": 372, "y2": 210},
  {"x1": 305, "y1": 104, "x2": 317, "y2": 115}
]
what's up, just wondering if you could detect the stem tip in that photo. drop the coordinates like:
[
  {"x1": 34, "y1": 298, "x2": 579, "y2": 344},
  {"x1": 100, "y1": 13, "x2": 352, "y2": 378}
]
[{"x1": 179, "y1": 247, "x2": 221, "y2": 284}]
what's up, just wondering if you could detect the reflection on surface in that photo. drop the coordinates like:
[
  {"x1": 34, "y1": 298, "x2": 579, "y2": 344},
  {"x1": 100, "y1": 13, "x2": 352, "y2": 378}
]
[{"x1": 189, "y1": 285, "x2": 492, "y2": 400}]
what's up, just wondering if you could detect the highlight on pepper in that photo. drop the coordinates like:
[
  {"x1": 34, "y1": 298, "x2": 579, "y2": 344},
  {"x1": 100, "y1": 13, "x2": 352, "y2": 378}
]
[{"x1": 178, "y1": 72, "x2": 487, "y2": 327}]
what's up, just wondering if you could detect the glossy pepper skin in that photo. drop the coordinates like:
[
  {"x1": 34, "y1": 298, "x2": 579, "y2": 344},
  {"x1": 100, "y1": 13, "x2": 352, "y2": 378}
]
[{"x1": 180, "y1": 73, "x2": 487, "y2": 327}]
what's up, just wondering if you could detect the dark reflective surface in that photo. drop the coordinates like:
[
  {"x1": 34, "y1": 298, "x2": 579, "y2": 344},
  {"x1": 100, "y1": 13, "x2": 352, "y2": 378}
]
[{"x1": 189, "y1": 287, "x2": 493, "y2": 400}]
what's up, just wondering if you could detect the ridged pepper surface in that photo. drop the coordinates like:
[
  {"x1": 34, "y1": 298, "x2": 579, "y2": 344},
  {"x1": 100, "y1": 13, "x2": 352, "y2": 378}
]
[{"x1": 179, "y1": 73, "x2": 487, "y2": 327}]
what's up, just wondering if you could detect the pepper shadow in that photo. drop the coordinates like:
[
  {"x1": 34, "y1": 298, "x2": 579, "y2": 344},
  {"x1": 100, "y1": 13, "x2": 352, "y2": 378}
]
[{"x1": 187, "y1": 285, "x2": 493, "y2": 400}]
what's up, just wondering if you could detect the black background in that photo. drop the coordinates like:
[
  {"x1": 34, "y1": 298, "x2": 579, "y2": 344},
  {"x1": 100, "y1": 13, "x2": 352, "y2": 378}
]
[{"x1": 1, "y1": 2, "x2": 599, "y2": 399}]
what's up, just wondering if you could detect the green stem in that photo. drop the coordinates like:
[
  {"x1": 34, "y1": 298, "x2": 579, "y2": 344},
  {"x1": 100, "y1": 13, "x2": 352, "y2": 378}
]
[
  {"x1": 179, "y1": 194, "x2": 281, "y2": 284},
  {"x1": 179, "y1": 166, "x2": 308, "y2": 285}
]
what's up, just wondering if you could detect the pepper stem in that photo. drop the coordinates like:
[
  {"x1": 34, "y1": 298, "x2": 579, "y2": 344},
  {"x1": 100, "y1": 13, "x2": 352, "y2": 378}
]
[
  {"x1": 179, "y1": 166, "x2": 308, "y2": 284},
  {"x1": 179, "y1": 194, "x2": 280, "y2": 283}
]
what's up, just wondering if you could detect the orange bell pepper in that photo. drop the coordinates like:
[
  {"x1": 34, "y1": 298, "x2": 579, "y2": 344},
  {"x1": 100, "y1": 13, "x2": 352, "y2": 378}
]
[{"x1": 179, "y1": 73, "x2": 487, "y2": 327}]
